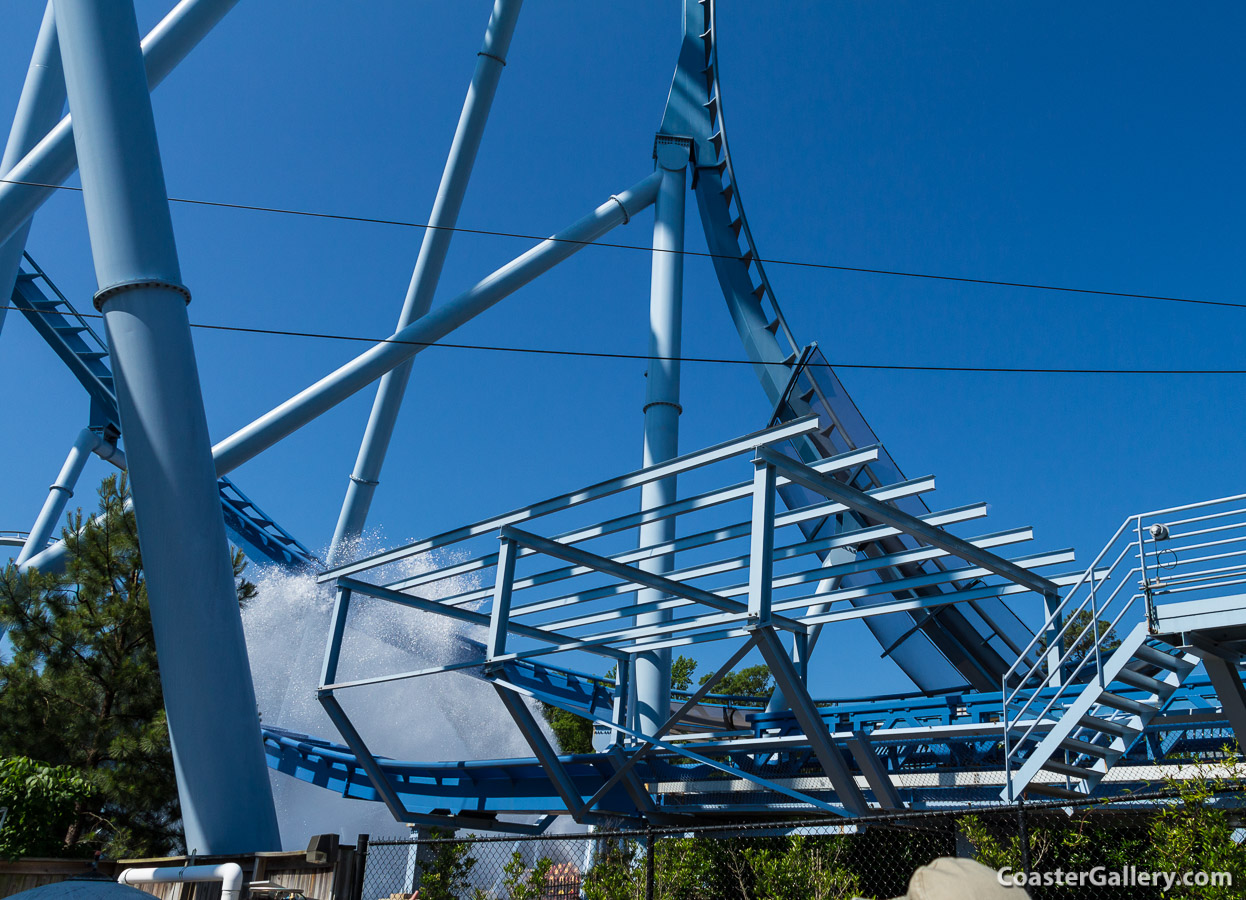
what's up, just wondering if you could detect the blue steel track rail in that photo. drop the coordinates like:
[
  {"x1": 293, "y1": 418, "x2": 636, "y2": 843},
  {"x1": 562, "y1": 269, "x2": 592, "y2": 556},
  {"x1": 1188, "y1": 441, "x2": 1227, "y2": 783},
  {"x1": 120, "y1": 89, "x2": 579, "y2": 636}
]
[
  {"x1": 11, "y1": 253, "x2": 317, "y2": 570},
  {"x1": 263, "y1": 656, "x2": 1233, "y2": 824}
]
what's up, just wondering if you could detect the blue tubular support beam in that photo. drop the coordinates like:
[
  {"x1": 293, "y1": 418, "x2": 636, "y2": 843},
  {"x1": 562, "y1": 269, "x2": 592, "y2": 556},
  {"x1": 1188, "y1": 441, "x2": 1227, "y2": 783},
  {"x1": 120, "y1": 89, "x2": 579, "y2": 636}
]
[
  {"x1": 634, "y1": 139, "x2": 689, "y2": 736},
  {"x1": 330, "y1": 0, "x2": 524, "y2": 563},
  {"x1": 54, "y1": 0, "x2": 277, "y2": 853},
  {"x1": 212, "y1": 172, "x2": 661, "y2": 476},
  {"x1": 0, "y1": 0, "x2": 241, "y2": 251},
  {"x1": 16, "y1": 426, "x2": 99, "y2": 567},
  {"x1": 0, "y1": 2, "x2": 64, "y2": 334}
]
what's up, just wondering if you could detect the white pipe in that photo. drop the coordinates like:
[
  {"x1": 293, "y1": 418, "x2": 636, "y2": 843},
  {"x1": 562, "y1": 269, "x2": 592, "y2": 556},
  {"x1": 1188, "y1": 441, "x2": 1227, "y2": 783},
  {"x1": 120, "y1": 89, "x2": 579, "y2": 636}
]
[{"x1": 118, "y1": 863, "x2": 244, "y2": 900}]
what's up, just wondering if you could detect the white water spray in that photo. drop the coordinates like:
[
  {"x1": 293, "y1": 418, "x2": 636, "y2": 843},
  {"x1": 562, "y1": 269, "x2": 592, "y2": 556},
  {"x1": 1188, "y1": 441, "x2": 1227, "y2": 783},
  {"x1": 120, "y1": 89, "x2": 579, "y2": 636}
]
[{"x1": 242, "y1": 533, "x2": 552, "y2": 849}]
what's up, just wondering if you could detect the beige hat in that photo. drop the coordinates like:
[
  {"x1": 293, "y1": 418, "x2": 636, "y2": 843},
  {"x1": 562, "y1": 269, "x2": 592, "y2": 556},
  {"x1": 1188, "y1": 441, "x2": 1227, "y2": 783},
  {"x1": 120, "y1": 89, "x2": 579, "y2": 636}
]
[{"x1": 884, "y1": 857, "x2": 1029, "y2": 899}]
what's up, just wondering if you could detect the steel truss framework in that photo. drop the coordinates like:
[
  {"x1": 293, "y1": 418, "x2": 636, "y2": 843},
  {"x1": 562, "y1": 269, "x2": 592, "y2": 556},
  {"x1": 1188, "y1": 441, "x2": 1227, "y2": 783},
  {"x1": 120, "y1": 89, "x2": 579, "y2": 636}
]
[
  {"x1": 6, "y1": 0, "x2": 1246, "y2": 849},
  {"x1": 314, "y1": 417, "x2": 1089, "y2": 828}
]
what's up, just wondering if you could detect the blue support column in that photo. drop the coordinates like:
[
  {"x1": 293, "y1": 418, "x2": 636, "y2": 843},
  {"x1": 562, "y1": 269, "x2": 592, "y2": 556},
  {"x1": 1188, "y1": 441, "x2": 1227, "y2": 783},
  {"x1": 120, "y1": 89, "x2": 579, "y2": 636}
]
[
  {"x1": 633, "y1": 138, "x2": 689, "y2": 736},
  {"x1": 329, "y1": 0, "x2": 524, "y2": 563},
  {"x1": 0, "y1": 0, "x2": 241, "y2": 251},
  {"x1": 0, "y1": 2, "x2": 64, "y2": 334},
  {"x1": 16, "y1": 427, "x2": 99, "y2": 567},
  {"x1": 53, "y1": 0, "x2": 278, "y2": 853}
]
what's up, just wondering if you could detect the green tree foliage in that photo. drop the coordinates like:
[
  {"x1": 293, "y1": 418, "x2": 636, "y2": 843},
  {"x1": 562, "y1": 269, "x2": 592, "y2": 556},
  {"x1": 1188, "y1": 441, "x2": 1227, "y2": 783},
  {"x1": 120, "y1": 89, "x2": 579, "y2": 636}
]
[
  {"x1": 959, "y1": 753, "x2": 1246, "y2": 898},
  {"x1": 0, "y1": 475, "x2": 255, "y2": 858},
  {"x1": 1149, "y1": 753, "x2": 1246, "y2": 899},
  {"x1": 0, "y1": 756, "x2": 95, "y2": 859},
  {"x1": 700, "y1": 664, "x2": 773, "y2": 698},
  {"x1": 414, "y1": 832, "x2": 486, "y2": 900},
  {"x1": 1035, "y1": 609, "x2": 1120, "y2": 666},
  {"x1": 501, "y1": 850, "x2": 554, "y2": 900},
  {"x1": 583, "y1": 834, "x2": 862, "y2": 900}
]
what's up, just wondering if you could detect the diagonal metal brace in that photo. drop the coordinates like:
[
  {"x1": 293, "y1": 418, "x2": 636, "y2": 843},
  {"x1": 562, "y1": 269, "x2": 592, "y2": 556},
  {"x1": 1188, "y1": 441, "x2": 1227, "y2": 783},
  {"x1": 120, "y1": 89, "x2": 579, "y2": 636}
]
[
  {"x1": 754, "y1": 625, "x2": 870, "y2": 815},
  {"x1": 490, "y1": 682, "x2": 594, "y2": 822},
  {"x1": 578, "y1": 635, "x2": 758, "y2": 813},
  {"x1": 756, "y1": 446, "x2": 1060, "y2": 597}
]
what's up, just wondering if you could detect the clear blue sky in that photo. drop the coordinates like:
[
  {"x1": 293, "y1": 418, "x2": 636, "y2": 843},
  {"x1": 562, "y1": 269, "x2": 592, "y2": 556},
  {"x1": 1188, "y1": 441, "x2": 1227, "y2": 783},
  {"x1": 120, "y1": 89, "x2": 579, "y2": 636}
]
[{"x1": 1, "y1": 1, "x2": 1244, "y2": 696}]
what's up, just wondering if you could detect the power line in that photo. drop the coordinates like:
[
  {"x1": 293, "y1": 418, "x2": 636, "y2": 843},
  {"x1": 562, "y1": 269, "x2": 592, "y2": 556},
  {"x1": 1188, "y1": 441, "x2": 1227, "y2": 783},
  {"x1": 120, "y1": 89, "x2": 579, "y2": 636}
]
[
  {"x1": 5, "y1": 175, "x2": 1245, "y2": 312},
  {"x1": 4, "y1": 302, "x2": 1242, "y2": 376}
]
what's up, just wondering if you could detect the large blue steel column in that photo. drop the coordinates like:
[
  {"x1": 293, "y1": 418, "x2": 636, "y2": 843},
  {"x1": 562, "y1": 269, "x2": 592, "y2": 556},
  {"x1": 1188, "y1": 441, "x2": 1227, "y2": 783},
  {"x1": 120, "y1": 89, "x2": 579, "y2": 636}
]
[
  {"x1": 633, "y1": 140, "x2": 690, "y2": 735},
  {"x1": 0, "y1": 2, "x2": 65, "y2": 334},
  {"x1": 329, "y1": 0, "x2": 523, "y2": 563},
  {"x1": 53, "y1": 0, "x2": 279, "y2": 853}
]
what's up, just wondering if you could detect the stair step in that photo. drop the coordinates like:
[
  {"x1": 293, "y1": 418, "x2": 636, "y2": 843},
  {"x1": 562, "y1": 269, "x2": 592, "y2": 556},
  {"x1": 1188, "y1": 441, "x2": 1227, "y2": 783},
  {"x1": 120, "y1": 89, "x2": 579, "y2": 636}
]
[
  {"x1": 1060, "y1": 736, "x2": 1114, "y2": 758},
  {"x1": 1097, "y1": 691, "x2": 1156, "y2": 717},
  {"x1": 1115, "y1": 666, "x2": 1172, "y2": 695},
  {"x1": 1041, "y1": 759, "x2": 1093, "y2": 780},
  {"x1": 1078, "y1": 713, "x2": 1140, "y2": 738},
  {"x1": 1134, "y1": 641, "x2": 1189, "y2": 671},
  {"x1": 1028, "y1": 783, "x2": 1086, "y2": 800}
]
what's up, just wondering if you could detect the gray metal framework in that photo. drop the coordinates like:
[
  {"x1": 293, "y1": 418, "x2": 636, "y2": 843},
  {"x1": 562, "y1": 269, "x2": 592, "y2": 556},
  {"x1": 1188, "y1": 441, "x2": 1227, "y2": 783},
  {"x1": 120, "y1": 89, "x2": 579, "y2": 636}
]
[{"x1": 316, "y1": 418, "x2": 1081, "y2": 824}]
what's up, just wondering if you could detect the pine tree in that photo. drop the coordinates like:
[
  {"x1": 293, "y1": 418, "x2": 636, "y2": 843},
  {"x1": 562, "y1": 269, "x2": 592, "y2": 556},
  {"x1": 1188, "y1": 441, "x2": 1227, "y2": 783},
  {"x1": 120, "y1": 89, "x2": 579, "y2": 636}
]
[{"x1": 0, "y1": 474, "x2": 255, "y2": 858}]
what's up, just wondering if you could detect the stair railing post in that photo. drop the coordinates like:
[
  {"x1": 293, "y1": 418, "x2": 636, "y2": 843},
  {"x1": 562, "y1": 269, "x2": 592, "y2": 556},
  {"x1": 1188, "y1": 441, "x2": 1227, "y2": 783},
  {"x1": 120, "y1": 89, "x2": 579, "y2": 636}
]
[
  {"x1": 1136, "y1": 516, "x2": 1158, "y2": 632},
  {"x1": 1090, "y1": 568, "x2": 1104, "y2": 688}
]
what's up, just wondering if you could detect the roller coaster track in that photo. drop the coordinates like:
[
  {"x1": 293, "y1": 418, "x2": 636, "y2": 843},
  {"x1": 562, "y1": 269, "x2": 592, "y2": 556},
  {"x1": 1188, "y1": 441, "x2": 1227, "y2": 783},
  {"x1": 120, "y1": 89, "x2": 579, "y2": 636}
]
[
  {"x1": 663, "y1": 0, "x2": 1036, "y2": 693},
  {"x1": 11, "y1": 253, "x2": 316, "y2": 570},
  {"x1": 262, "y1": 656, "x2": 1233, "y2": 827}
]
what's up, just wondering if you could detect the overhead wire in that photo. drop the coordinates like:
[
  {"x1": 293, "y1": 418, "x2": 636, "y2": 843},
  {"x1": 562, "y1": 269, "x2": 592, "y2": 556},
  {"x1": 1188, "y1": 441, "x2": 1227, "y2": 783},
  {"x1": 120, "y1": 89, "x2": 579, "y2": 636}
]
[
  {"x1": 4, "y1": 175, "x2": 1245, "y2": 312},
  {"x1": 2, "y1": 302, "x2": 1242, "y2": 376}
]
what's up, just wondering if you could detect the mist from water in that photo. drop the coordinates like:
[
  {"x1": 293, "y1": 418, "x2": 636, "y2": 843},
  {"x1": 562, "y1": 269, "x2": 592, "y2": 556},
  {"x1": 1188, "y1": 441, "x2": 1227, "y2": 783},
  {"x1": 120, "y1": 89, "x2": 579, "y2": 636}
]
[{"x1": 242, "y1": 535, "x2": 555, "y2": 850}]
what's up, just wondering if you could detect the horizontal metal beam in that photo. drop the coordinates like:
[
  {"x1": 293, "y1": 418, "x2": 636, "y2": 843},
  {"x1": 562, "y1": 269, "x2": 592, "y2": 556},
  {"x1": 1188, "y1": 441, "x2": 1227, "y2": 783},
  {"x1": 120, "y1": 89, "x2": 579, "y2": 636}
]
[
  {"x1": 767, "y1": 547, "x2": 1074, "y2": 616},
  {"x1": 757, "y1": 446, "x2": 1061, "y2": 596},
  {"x1": 519, "y1": 511, "x2": 1011, "y2": 631},
  {"x1": 321, "y1": 415, "x2": 823, "y2": 582},
  {"x1": 537, "y1": 519, "x2": 1024, "y2": 635},
  {"x1": 335, "y1": 576, "x2": 626, "y2": 659},
  {"x1": 417, "y1": 475, "x2": 943, "y2": 609},
  {"x1": 501, "y1": 526, "x2": 807, "y2": 633},
  {"x1": 383, "y1": 445, "x2": 884, "y2": 593}
]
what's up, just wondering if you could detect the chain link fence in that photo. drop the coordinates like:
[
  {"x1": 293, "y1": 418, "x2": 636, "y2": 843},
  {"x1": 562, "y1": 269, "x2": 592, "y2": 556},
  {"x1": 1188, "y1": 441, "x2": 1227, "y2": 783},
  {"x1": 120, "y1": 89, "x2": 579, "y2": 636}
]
[{"x1": 357, "y1": 782, "x2": 1246, "y2": 900}]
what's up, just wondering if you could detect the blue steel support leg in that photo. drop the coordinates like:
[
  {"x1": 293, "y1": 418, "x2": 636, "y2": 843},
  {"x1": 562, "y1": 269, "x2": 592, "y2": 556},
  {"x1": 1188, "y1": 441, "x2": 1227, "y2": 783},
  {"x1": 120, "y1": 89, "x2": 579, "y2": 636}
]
[
  {"x1": 633, "y1": 139, "x2": 689, "y2": 737},
  {"x1": 329, "y1": 0, "x2": 524, "y2": 563},
  {"x1": 0, "y1": 2, "x2": 64, "y2": 334},
  {"x1": 54, "y1": 0, "x2": 278, "y2": 853},
  {"x1": 0, "y1": 0, "x2": 242, "y2": 252},
  {"x1": 15, "y1": 426, "x2": 99, "y2": 567}
]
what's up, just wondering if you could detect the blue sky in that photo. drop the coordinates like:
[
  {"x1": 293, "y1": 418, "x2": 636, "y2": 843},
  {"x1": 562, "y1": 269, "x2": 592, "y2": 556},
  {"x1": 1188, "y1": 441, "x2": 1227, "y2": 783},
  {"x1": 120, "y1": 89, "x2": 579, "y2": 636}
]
[{"x1": 1, "y1": 1, "x2": 1244, "y2": 696}]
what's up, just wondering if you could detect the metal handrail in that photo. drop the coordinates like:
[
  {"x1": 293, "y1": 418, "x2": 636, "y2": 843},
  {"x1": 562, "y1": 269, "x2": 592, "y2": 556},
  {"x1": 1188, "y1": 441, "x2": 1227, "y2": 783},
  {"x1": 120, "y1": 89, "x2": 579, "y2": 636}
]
[{"x1": 1003, "y1": 492, "x2": 1246, "y2": 773}]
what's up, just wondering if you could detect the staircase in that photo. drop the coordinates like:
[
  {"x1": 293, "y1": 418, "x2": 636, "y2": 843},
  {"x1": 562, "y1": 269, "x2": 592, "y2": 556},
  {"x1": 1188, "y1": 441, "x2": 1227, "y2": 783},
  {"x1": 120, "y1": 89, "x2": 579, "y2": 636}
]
[
  {"x1": 1003, "y1": 621, "x2": 1197, "y2": 800},
  {"x1": 997, "y1": 496, "x2": 1246, "y2": 801},
  {"x1": 12, "y1": 253, "x2": 318, "y2": 570}
]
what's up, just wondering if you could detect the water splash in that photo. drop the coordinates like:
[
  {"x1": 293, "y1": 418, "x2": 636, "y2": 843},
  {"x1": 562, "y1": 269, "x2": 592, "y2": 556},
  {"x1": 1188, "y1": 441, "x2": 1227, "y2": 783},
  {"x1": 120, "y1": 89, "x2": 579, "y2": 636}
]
[{"x1": 242, "y1": 532, "x2": 552, "y2": 849}]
